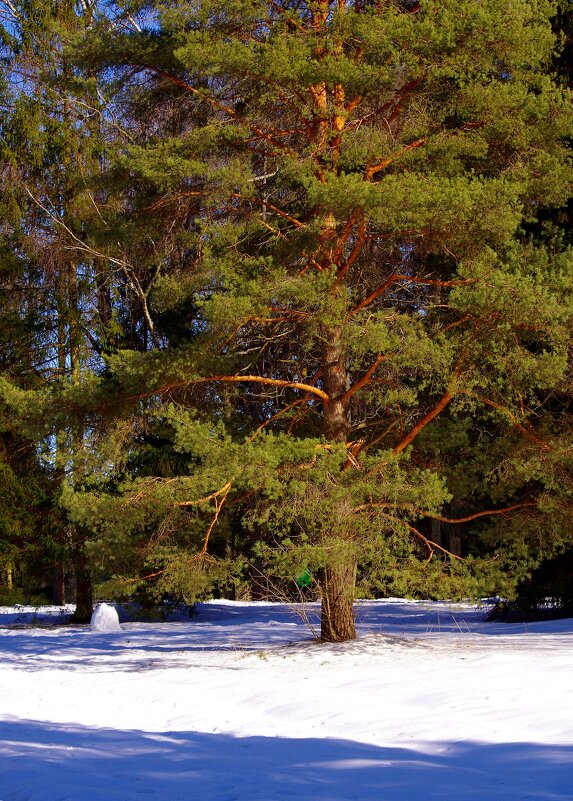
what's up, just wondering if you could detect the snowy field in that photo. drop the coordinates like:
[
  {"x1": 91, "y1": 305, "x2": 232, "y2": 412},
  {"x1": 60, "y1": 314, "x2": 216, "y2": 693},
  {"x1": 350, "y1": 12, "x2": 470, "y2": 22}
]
[{"x1": 1, "y1": 599, "x2": 572, "y2": 801}]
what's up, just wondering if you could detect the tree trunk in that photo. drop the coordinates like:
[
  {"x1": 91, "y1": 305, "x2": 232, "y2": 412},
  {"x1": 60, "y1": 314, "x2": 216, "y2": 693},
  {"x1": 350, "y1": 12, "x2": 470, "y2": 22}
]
[
  {"x1": 52, "y1": 564, "x2": 65, "y2": 605},
  {"x1": 320, "y1": 325, "x2": 357, "y2": 642},
  {"x1": 320, "y1": 558, "x2": 357, "y2": 642},
  {"x1": 430, "y1": 518, "x2": 442, "y2": 547},
  {"x1": 446, "y1": 525, "x2": 462, "y2": 557},
  {"x1": 71, "y1": 550, "x2": 93, "y2": 623}
]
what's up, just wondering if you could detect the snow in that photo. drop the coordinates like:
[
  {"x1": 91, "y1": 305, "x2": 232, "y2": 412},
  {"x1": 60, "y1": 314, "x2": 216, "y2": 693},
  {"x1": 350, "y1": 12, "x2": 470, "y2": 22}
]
[
  {"x1": 1, "y1": 599, "x2": 572, "y2": 801},
  {"x1": 90, "y1": 602, "x2": 122, "y2": 632}
]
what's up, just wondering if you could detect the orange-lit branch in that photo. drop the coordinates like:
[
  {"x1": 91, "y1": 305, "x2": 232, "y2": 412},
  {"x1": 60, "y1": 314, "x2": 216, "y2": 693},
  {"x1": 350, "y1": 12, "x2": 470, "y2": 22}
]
[
  {"x1": 393, "y1": 391, "x2": 454, "y2": 454},
  {"x1": 348, "y1": 274, "x2": 475, "y2": 318},
  {"x1": 340, "y1": 354, "x2": 387, "y2": 403},
  {"x1": 246, "y1": 398, "x2": 308, "y2": 442},
  {"x1": 200, "y1": 483, "x2": 232, "y2": 556},
  {"x1": 365, "y1": 137, "x2": 428, "y2": 180},
  {"x1": 464, "y1": 392, "x2": 554, "y2": 453}
]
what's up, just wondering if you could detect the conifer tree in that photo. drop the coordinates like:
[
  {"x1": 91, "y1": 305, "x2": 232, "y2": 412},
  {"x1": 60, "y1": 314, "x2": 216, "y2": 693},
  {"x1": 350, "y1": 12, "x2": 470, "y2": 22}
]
[{"x1": 21, "y1": 0, "x2": 573, "y2": 639}]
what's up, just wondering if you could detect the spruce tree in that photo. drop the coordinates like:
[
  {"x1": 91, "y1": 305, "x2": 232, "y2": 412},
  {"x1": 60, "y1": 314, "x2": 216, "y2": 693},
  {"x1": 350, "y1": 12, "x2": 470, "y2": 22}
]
[{"x1": 35, "y1": 0, "x2": 573, "y2": 639}]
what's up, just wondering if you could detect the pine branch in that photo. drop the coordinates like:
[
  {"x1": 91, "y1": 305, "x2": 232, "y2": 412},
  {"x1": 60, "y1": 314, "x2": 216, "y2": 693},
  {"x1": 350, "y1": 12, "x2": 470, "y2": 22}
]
[
  {"x1": 355, "y1": 500, "x2": 538, "y2": 525},
  {"x1": 462, "y1": 391, "x2": 554, "y2": 452},
  {"x1": 364, "y1": 137, "x2": 428, "y2": 180},
  {"x1": 348, "y1": 274, "x2": 476, "y2": 318},
  {"x1": 177, "y1": 482, "x2": 234, "y2": 508},
  {"x1": 393, "y1": 390, "x2": 454, "y2": 454},
  {"x1": 366, "y1": 510, "x2": 463, "y2": 561},
  {"x1": 339, "y1": 354, "x2": 387, "y2": 404}
]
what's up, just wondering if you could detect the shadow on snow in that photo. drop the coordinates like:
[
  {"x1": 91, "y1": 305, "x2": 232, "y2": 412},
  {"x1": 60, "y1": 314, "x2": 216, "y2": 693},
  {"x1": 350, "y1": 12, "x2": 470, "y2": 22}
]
[
  {"x1": 1, "y1": 719, "x2": 572, "y2": 801},
  {"x1": 1, "y1": 601, "x2": 572, "y2": 673}
]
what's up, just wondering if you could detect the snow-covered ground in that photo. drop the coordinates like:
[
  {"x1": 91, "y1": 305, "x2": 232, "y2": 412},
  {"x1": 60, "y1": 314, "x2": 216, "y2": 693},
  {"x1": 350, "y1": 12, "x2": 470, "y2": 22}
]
[{"x1": 1, "y1": 599, "x2": 572, "y2": 801}]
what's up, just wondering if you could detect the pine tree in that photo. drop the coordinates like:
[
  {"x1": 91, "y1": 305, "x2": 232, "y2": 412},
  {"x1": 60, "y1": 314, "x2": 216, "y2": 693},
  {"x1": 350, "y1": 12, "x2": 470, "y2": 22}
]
[{"x1": 32, "y1": 0, "x2": 573, "y2": 639}]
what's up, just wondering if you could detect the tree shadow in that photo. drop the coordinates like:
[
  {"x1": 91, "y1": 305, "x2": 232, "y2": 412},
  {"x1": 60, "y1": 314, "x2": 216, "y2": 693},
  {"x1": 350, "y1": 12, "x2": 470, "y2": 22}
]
[
  {"x1": 0, "y1": 603, "x2": 316, "y2": 672},
  {"x1": 2, "y1": 600, "x2": 572, "y2": 674},
  {"x1": 354, "y1": 599, "x2": 573, "y2": 638},
  {"x1": 1, "y1": 719, "x2": 572, "y2": 801}
]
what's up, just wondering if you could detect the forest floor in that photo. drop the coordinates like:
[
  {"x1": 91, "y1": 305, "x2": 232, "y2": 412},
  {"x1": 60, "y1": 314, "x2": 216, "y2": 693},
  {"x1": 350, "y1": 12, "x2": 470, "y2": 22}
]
[{"x1": 1, "y1": 598, "x2": 572, "y2": 800}]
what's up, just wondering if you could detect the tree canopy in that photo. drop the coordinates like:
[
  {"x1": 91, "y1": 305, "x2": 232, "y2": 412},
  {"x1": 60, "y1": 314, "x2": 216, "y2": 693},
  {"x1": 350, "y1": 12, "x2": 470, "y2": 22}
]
[{"x1": 1, "y1": 0, "x2": 573, "y2": 639}]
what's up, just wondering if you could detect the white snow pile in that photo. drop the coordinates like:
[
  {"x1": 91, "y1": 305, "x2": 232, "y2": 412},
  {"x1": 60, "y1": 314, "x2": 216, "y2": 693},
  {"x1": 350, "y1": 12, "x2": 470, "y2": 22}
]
[
  {"x1": 90, "y1": 602, "x2": 122, "y2": 632},
  {"x1": 1, "y1": 598, "x2": 572, "y2": 801}
]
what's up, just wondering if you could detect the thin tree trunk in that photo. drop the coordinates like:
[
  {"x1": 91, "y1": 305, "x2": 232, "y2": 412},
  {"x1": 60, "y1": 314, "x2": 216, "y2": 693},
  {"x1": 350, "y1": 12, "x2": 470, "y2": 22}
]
[
  {"x1": 71, "y1": 550, "x2": 93, "y2": 623},
  {"x1": 446, "y1": 525, "x2": 462, "y2": 557}
]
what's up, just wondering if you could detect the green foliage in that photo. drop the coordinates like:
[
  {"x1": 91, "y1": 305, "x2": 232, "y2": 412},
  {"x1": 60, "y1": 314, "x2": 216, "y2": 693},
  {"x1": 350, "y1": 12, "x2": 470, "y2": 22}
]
[{"x1": 2, "y1": 0, "x2": 573, "y2": 625}]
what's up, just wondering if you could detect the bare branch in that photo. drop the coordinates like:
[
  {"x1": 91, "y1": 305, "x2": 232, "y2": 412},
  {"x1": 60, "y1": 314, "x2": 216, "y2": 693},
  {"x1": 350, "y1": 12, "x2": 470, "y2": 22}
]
[
  {"x1": 25, "y1": 188, "x2": 159, "y2": 346},
  {"x1": 364, "y1": 509, "x2": 463, "y2": 561},
  {"x1": 246, "y1": 398, "x2": 308, "y2": 442},
  {"x1": 0, "y1": 0, "x2": 20, "y2": 21},
  {"x1": 200, "y1": 483, "x2": 232, "y2": 556},
  {"x1": 348, "y1": 274, "x2": 475, "y2": 318},
  {"x1": 463, "y1": 391, "x2": 554, "y2": 452}
]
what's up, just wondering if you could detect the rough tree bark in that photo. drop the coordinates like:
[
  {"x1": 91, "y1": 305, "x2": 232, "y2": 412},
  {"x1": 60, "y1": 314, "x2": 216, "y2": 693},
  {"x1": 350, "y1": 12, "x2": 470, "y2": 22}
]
[
  {"x1": 320, "y1": 555, "x2": 358, "y2": 642},
  {"x1": 320, "y1": 325, "x2": 357, "y2": 642}
]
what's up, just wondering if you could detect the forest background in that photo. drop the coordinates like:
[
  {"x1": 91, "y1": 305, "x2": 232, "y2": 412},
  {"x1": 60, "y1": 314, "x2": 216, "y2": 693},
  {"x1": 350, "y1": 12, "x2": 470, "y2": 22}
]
[{"x1": 1, "y1": 0, "x2": 572, "y2": 641}]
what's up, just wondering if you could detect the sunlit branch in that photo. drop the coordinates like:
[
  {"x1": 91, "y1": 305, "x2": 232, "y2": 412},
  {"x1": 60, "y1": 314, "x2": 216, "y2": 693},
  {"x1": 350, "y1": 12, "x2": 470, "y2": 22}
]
[
  {"x1": 339, "y1": 353, "x2": 387, "y2": 404},
  {"x1": 199, "y1": 482, "x2": 232, "y2": 556},
  {"x1": 348, "y1": 274, "x2": 475, "y2": 318},
  {"x1": 347, "y1": 274, "x2": 399, "y2": 318},
  {"x1": 120, "y1": 376, "x2": 330, "y2": 408},
  {"x1": 141, "y1": 65, "x2": 237, "y2": 116},
  {"x1": 355, "y1": 500, "x2": 537, "y2": 526},
  {"x1": 0, "y1": 0, "x2": 20, "y2": 21},
  {"x1": 365, "y1": 137, "x2": 428, "y2": 180},
  {"x1": 25, "y1": 189, "x2": 159, "y2": 345},
  {"x1": 231, "y1": 193, "x2": 307, "y2": 228},
  {"x1": 429, "y1": 502, "x2": 538, "y2": 524},
  {"x1": 393, "y1": 391, "x2": 454, "y2": 454},
  {"x1": 246, "y1": 398, "x2": 309, "y2": 442},
  {"x1": 366, "y1": 510, "x2": 462, "y2": 562},
  {"x1": 178, "y1": 482, "x2": 234, "y2": 508}
]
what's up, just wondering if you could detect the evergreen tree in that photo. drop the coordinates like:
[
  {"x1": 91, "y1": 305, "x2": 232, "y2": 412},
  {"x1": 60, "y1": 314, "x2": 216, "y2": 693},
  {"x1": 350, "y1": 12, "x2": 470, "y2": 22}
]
[{"x1": 5, "y1": 0, "x2": 573, "y2": 639}]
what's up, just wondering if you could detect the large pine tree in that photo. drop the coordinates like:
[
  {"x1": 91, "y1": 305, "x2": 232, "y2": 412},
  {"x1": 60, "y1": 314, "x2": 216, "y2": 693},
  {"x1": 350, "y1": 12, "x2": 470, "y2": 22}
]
[{"x1": 8, "y1": 0, "x2": 572, "y2": 639}]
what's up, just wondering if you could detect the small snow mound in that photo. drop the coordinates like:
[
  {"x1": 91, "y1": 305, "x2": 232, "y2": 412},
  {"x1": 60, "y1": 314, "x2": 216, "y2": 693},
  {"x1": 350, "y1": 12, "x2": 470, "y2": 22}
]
[{"x1": 90, "y1": 603, "x2": 122, "y2": 632}]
